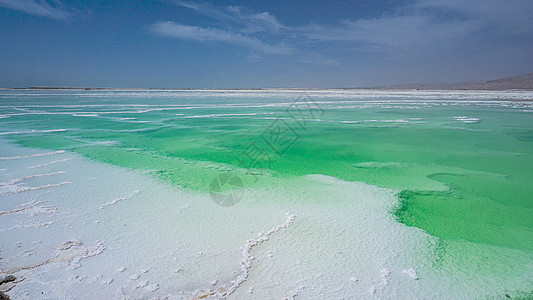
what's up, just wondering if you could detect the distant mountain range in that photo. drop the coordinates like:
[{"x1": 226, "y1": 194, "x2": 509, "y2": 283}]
[{"x1": 383, "y1": 72, "x2": 533, "y2": 90}]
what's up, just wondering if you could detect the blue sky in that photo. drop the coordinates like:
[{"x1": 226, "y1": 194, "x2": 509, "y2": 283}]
[{"x1": 1, "y1": 0, "x2": 532, "y2": 88}]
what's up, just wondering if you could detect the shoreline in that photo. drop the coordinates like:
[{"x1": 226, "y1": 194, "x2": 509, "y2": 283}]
[{"x1": 1, "y1": 87, "x2": 533, "y2": 92}]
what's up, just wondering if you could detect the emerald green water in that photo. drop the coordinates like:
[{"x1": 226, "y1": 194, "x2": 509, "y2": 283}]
[{"x1": 1, "y1": 90, "x2": 532, "y2": 252}]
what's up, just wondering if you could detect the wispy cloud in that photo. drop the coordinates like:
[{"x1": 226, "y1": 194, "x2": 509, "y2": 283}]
[
  {"x1": 225, "y1": 6, "x2": 284, "y2": 34},
  {"x1": 176, "y1": 1, "x2": 284, "y2": 34},
  {"x1": 150, "y1": 2, "x2": 291, "y2": 56},
  {"x1": 150, "y1": 21, "x2": 292, "y2": 55},
  {"x1": 175, "y1": 1, "x2": 235, "y2": 24},
  {"x1": 0, "y1": 0, "x2": 74, "y2": 21},
  {"x1": 151, "y1": 0, "x2": 532, "y2": 67},
  {"x1": 299, "y1": 0, "x2": 532, "y2": 51},
  {"x1": 302, "y1": 15, "x2": 482, "y2": 50},
  {"x1": 414, "y1": 0, "x2": 533, "y2": 35}
]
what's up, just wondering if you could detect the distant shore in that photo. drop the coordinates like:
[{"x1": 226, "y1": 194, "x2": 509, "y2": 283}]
[
  {"x1": 4, "y1": 72, "x2": 531, "y2": 91},
  {"x1": 0, "y1": 87, "x2": 532, "y2": 91}
]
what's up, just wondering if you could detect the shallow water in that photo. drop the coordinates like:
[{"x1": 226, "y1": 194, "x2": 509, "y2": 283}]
[{"x1": 0, "y1": 90, "x2": 532, "y2": 299}]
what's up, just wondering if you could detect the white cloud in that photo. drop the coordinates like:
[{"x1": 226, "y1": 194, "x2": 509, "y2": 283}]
[
  {"x1": 155, "y1": 0, "x2": 532, "y2": 68},
  {"x1": 0, "y1": 0, "x2": 73, "y2": 20},
  {"x1": 414, "y1": 0, "x2": 533, "y2": 34},
  {"x1": 297, "y1": 0, "x2": 532, "y2": 52},
  {"x1": 154, "y1": 2, "x2": 290, "y2": 56},
  {"x1": 225, "y1": 6, "x2": 284, "y2": 33},
  {"x1": 175, "y1": 1, "x2": 235, "y2": 24},
  {"x1": 176, "y1": 1, "x2": 284, "y2": 34},
  {"x1": 149, "y1": 21, "x2": 292, "y2": 55},
  {"x1": 301, "y1": 14, "x2": 483, "y2": 51}
]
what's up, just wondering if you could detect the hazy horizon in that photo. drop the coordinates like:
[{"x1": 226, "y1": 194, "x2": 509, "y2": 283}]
[{"x1": 0, "y1": 70, "x2": 531, "y2": 90}]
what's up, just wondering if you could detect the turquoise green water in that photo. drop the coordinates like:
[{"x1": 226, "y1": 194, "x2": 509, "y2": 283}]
[{"x1": 1, "y1": 90, "x2": 532, "y2": 254}]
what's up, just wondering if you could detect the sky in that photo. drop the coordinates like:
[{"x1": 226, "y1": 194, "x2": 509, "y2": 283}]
[{"x1": 1, "y1": 0, "x2": 532, "y2": 88}]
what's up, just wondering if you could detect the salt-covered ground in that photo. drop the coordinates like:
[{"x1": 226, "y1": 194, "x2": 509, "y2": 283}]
[{"x1": 1, "y1": 138, "x2": 531, "y2": 299}]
